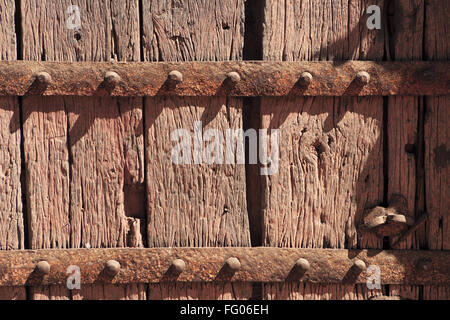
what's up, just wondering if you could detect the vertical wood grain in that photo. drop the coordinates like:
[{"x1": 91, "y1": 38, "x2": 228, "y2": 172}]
[
  {"x1": 261, "y1": 0, "x2": 385, "y2": 250},
  {"x1": 261, "y1": 0, "x2": 385, "y2": 299},
  {"x1": 21, "y1": 0, "x2": 146, "y2": 300},
  {"x1": 148, "y1": 283, "x2": 252, "y2": 300},
  {"x1": 422, "y1": 1, "x2": 448, "y2": 300},
  {"x1": 142, "y1": 0, "x2": 252, "y2": 299},
  {"x1": 387, "y1": 0, "x2": 424, "y2": 249},
  {"x1": 142, "y1": 0, "x2": 250, "y2": 248},
  {"x1": 0, "y1": 0, "x2": 26, "y2": 301},
  {"x1": 424, "y1": 0, "x2": 450, "y2": 252},
  {"x1": 263, "y1": 283, "x2": 385, "y2": 300}
]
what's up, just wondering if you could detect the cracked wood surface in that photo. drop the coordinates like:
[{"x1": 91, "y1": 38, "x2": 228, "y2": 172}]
[
  {"x1": 0, "y1": 0, "x2": 448, "y2": 301},
  {"x1": 21, "y1": 0, "x2": 146, "y2": 300},
  {"x1": 261, "y1": 0, "x2": 385, "y2": 250},
  {"x1": 387, "y1": 0, "x2": 424, "y2": 250},
  {"x1": 261, "y1": 0, "x2": 384, "y2": 300},
  {"x1": 424, "y1": 1, "x2": 449, "y2": 251},
  {"x1": 142, "y1": 0, "x2": 251, "y2": 299}
]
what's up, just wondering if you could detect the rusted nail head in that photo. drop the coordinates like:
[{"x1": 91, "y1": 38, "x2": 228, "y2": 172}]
[
  {"x1": 299, "y1": 72, "x2": 313, "y2": 85},
  {"x1": 35, "y1": 72, "x2": 52, "y2": 85},
  {"x1": 353, "y1": 259, "x2": 367, "y2": 272},
  {"x1": 356, "y1": 71, "x2": 370, "y2": 85},
  {"x1": 104, "y1": 71, "x2": 121, "y2": 86},
  {"x1": 105, "y1": 259, "x2": 121, "y2": 276},
  {"x1": 168, "y1": 70, "x2": 183, "y2": 82},
  {"x1": 294, "y1": 258, "x2": 310, "y2": 272},
  {"x1": 36, "y1": 260, "x2": 51, "y2": 275},
  {"x1": 225, "y1": 257, "x2": 241, "y2": 271},
  {"x1": 416, "y1": 259, "x2": 432, "y2": 272},
  {"x1": 171, "y1": 259, "x2": 186, "y2": 273},
  {"x1": 226, "y1": 71, "x2": 241, "y2": 83}
]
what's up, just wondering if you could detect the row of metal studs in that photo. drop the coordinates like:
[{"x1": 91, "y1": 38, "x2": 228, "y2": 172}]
[
  {"x1": 33, "y1": 257, "x2": 373, "y2": 279},
  {"x1": 32, "y1": 69, "x2": 372, "y2": 90}
]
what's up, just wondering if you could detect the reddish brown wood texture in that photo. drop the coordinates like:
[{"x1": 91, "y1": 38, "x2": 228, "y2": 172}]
[
  {"x1": 143, "y1": 0, "x2": 251, "y2": 248},
  {"x1": 20, "y1": 0, "x2": 146, "y2": 300},
  {"x1": 0, "y1": 0, "x2": 448, "y2": 301},
  {"x1": 0, "y1": 0, "x2": 26, "y2": 301},
  {"x1": 387, "y1": 0, "x2": 424, "y2": 250},
  {"x1": 424, "y1": 0, "x2": 450, "y2": 251},
  {"x1": 142, "y1": 0, "x2": 252, "y2": 299},
  {"x1": 261, "y1": 0, "x2": 385, "y2": 250}
]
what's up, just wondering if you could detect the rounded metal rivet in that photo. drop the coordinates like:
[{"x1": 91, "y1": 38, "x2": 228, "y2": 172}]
[
  {"x1": 36, "y1": 260, "x2": 51, "y2": 275},
  {"x1": 168, "y1": 70, "x2": 183, "y2": 82},
  {"x1": 299, "y1": 72, "x2": 313, "y2": 85},
  {"x1": 35, "y1": 72, "x2": 52, "y2": 85},
  {"x1": 353, "y1": 259, "x2": 367, "y2": 272},
  {"x1": 104, "y1": 71, "x2": 121, "y2": 86},
  {"x1": 225, "y1": 257, "x2": 241, "y2": 271},
  {"x1": 226, "y1": 71, "x2": 241, "y2": 83},
  {"x1": 356, "y1": 71, "x2": 370, "y2": 85},
  {"x1": 105, "y1": 259, "x2": 121, "y2": 276},
  {"x1": 294, "y1": 258, "x2": 310, "y2": 272},
  {"x1": 171, "y1": 259, "x2": 186, "y2": 273}
]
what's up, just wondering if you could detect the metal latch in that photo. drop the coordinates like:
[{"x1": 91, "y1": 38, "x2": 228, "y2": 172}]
[{"x1": 359, "y1": 194, "x2": 414, "y2": 237}]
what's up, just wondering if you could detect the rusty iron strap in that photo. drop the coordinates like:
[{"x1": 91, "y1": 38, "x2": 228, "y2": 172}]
[
  {"x1": 0, "y1": 248, "x2": 449, "y2": 286},
  {"x1": 0, "y1": 61, "x2": 448, "y2": 97}
]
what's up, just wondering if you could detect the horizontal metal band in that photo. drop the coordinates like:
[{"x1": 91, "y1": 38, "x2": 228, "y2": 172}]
[
  {"x1": 0, "y1": 248, "x2": 448, "y2": 286},
  {"x1": 0, "y1": 61, "x2": 448, "y2": 97}
]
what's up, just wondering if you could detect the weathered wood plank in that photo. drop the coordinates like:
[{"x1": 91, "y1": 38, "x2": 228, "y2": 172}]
[
  {"x1": 148, "y1": 283, "x2": 252, "y2": 300},
  {"x1": 145, "y1": 96, "x2": 249, "y2": 247},
  {"x1": 387, "y1": 0, "x2": 423, "y2": 250},
  {"x1": 72, "y1": 284, "x2": 147, "y2": 300},
  {"x1": 142, "y1": 0, "x2": 243, "y2": 62},
  {"x1": 0, "y1": 286, "x2": 26, "y2": 300},
  {"x1": 30, "y1": 285, "x2": 70, "y2": 300},
  {"x1": 423, "y1": 285, "x2": 450, "y2": 300},
  {"x1": 0, "y1": 0, "x2": 16, "y2": 60},
  {"x1": 22, "y1": 96, "x2": 70, "y2": 249},
  {"x1": 142, "y1": 0, "x2": 251, "y2": 299},
  {"x1": 261, "y1": 0, "x2": 385, "y2": 250},
  {"x1": 260, "y1": 0, "x2": 385, "y2": 300},
  {"x1": 0, "y1": 0, "x2": 25, "y2": 300},
  {"x1": 263, "y1": 283, "x2": 384, "y2": 300},
  {"x1": 260, "y1": 96, "x2": 384, "y2": 249},
  {"x1": 0, "y1": 1, "x2": 26, "y2": 303},
  {"x1": 424, "y1": 0, "x2": 450, "y2": 250},
  {"x1": 143, "y1": 0, "x2": 250, "y2": 248},
  {"x1": 389, "y1": 285, "x2": 420, "y2": 300},
  {"x1": 21, "y1": 0, "x2": 145, "y2": 299}
]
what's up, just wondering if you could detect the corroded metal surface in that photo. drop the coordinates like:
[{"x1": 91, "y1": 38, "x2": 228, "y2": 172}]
[
  {"x1": 0, "y1": 248, "x2": 449, "y2": 286},
  {"x1": 0, "y1": 61, "x2": 448, "y2": 97}
]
